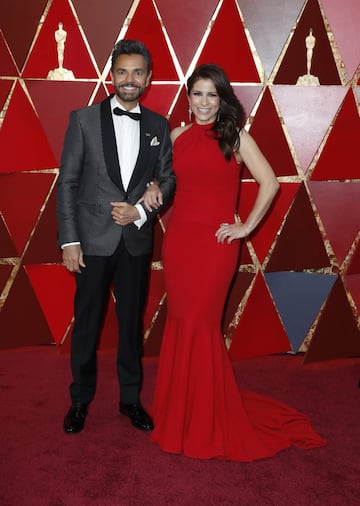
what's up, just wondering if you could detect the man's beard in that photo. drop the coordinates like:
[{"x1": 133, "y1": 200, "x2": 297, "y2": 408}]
[{"x1": 114, "y1": 83, "x2": 144, "y2": 102}]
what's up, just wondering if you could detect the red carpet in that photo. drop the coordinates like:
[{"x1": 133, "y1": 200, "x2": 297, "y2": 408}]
[{"x1": 0, "y1": 347, "x2": 359, "y2": 505}]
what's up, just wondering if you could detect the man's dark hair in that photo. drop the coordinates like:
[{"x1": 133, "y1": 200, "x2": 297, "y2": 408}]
[{"x1": 111, "y1": 39, "x2": 152, "y2": 73}]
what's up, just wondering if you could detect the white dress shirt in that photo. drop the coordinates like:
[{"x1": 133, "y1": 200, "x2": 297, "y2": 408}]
[{"x1": 111, "y1": 96, "x2": 146, "y2": 228}]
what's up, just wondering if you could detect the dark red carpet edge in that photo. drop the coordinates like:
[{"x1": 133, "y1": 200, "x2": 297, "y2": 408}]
[{"x1": 0, "y1": 347, "x2": 359, "y2": 506}]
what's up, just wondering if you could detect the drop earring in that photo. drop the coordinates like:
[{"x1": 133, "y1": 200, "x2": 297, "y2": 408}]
[{"x1": 188, "y1": 107, "x2": 192, "y2": 123}]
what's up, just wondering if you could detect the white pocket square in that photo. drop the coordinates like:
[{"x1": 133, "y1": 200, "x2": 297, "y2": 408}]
[{"x1": 150, "y1": 136, "x2": 160, "y2": 146}]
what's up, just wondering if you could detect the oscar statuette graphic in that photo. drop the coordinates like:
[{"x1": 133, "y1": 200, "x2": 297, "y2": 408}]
[
  {"x1": 296, "y1": 29, "x2": 320, "y2": 86},
  {"x1": 47, "y1": 22, "x2": 75, "y2": 80}
]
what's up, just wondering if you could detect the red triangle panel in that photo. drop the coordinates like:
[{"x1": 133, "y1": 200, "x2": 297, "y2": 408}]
[
  {"x1": 0, "y1": 30, "x2": 19, "y2": 76},
  {"x1": 0, "y1": 0, "x2": 47, "y2": 70},
  {"x1": 345, "y1": 239, "x2": 360, "y2": 275},
  {"x1": 72, "y1": 0, "x2": 133, "y2": 73},
  {"x1": 247, "y1": 87, "x2": 298, "y2": 177},
  {"x1": 344, "y1": 274, "x2": 360, "y2": 314},
  {"x1": 321, "y1": 0, "x2": 360, "y2": 80},
  {"x1": 23, "y1": 188, "x2": 63, "y2": 264},
  {"x1": 0, "y1": 214, "x2": 17, "y2": 258},
  {"x1": 124, "y1": 0, "x2": 178, "y2": 81},
  {"x1": 229, "y1": 273, "x2": 291, "y2": 360},
  {"x1": 156, "y1": 0, "x2": 218, "y2": 73},
  {"x1": 26, "y1": 80, "x2": 96, "y2": 163},
  {"x1": 233, "y1": 85, "x2": 263, "y2": 120},
  {"x1": 22, "y1": 0, "x2": 98, "y2": 79},
  {"x1": 272, "y1": 86, "x2": 347, "y2": 173},
  {"x1": 0, "y1": 79, "x2": 13, "y2": 111},
  {"x1": 0, "y1": 82, "x2": 57, "y2": 173},
  {"x1": 310, "y1": 89, "x2": 360, "y2": 180},
  {"x1": 25, "y1": 265, "x2": 75, "y2": 345},
  {"x1": 308, "y1": 182, "x2": 360, "y2": 266},
  {"x1": 303, "y1": 277, "x2": 360, "y2": 363},
  {"x1": 266, "y1": 184, "x2": 330, "y2": 272},
  {"x1": 196, "y1": 0, "x2": 260, "y2": 82},
  {"x1": 0, "y1": 173, "x2": 55, "y2": 255},
  {"x1": 239, "y1": 182, "x2": 300, "y2": 265},
  {"x1": 0, "y1": 267, "x2": 53, "y2": 349},
  {"x1": 274, "y1": 0, "x2": 340, "y2": 85}
]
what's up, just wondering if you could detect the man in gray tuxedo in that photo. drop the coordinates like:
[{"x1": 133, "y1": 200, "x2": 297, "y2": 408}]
[{"x1": 57, "y1": 39, "x2": 175, "y2": 434}]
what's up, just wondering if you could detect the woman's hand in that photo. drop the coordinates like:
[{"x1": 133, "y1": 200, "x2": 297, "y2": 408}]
[
  {"x1": 215, "y1": 216, "x2": 250, "y2": 244},
  {"x1": 137, "y1": 183, "x2": 163, "y2": 212}
]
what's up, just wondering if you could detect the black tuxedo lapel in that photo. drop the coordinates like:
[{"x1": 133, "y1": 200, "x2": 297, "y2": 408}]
[
  {"x1": 127, "y1": 106, "x2": 152, "y2": 193},
  {"x1": 100, "y1": 96, "x2": 124, "y2": 191}
]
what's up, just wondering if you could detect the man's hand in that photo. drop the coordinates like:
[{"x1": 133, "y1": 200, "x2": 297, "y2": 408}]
[
  {"x1": 137, "y1": 183, "x2": 163, "y2": 212},
  {"x1": 111, "y1": 202, "x2": 140, "y2": 225},
  {"x1": 62, "y1": 244, "x2": 85, "y2": 273}
]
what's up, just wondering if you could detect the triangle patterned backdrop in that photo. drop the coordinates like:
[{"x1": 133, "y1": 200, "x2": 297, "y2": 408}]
[{"x1": 0, "y1": 0, "x2": 359, "y2": 363}]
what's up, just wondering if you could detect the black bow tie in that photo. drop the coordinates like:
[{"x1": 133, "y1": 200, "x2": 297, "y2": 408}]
[{"x1": 113, "y1": 107, "x2": 141, "y2": 120}]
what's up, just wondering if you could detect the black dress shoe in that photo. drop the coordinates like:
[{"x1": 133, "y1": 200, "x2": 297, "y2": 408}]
[
  {"x1": 63, "y1": 403, "x2": 88, "y2": 434},
  {"x1": 119, "y1": 402, "x2": 154, "y2": 431}
]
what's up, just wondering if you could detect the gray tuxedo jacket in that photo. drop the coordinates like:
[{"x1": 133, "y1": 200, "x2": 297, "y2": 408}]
[{"x1": 56, "y1": 95, "x2": 176, "y2": 256}]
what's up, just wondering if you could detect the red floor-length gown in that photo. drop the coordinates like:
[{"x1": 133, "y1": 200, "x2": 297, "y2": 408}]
[{"x1": 150, "y1": 123, "x2": 326, "y2": 461}]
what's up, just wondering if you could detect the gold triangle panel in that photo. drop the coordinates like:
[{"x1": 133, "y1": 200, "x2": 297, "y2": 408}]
[
  {"x1": 143, "y1": 269, "x2": 166, "y2": 335},
  {"x1": 223, "y1": 272, "x2": 255, "y2": 337},
  {"x1": 343, "y1": 274, "x2": 360, "y2": 316},
  {"x1": 144, "y1": 300, "x2": 167, "y2": 357},
  {"x1": 0, "y1": 265, "x2": 13, "y2": 294},
  {"x1": 345, "y1": 241, "x2": 360, "y2": 275}
]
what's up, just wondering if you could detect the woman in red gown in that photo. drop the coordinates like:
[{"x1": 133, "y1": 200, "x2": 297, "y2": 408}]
[{"x1": 149, "y1": 64, "x2": 326, "y2": 461}]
